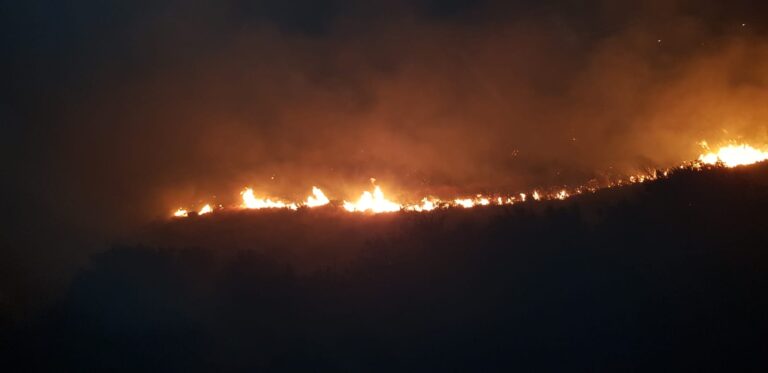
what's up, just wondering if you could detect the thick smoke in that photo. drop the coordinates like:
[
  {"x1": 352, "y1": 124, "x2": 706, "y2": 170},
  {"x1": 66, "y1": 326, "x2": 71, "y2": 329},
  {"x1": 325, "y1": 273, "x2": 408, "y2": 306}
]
[{"x1": 2, "y1": 0, "x2": 768, "y2": 309}]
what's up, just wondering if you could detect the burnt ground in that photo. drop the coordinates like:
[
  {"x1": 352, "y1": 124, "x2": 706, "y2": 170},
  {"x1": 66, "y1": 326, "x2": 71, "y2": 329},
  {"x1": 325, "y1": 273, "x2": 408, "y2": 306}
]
[{"x1": 3, "y1": 164, "x2": 768, "y2": 371}]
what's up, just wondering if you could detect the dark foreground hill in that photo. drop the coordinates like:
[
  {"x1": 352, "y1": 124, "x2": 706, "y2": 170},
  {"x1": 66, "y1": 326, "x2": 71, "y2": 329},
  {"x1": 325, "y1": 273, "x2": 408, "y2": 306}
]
[{"x1": 4, "y1": 164, "x2": 768, "y2": 372}]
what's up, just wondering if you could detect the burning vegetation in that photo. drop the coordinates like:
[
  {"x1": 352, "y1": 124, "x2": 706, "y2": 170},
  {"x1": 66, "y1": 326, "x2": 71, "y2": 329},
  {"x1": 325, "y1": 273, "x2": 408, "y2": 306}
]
[
  {"x1": 170, "y1": 142, "x2": 768, "y2": 218},
  {"x1": 697, "y1": 142, "x2": 768, "y2": 168}
]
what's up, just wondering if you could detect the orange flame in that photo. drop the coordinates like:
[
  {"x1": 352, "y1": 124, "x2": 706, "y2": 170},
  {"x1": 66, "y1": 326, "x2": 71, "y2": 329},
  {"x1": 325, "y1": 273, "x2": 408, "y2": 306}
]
[
  {"x1": 241, "y1": 188, "x2": 298, "y2": 210},
  {"x1": 198, "y1": 204, "x2": 213, "y2": 215},
  {"x1": 698, "y1": 143, "x2": 768, "y2": 168},
  {"x1": 555, "y1": 190, "x2": 568, "y2": 200},
  {"x1": 305, "y1": 187, "x2": 330, "y2": 207},
  {"x1": 406, "y1": 198, "x2": 439, "y2": 212},
  {"x1": 169, "y1": 140, "x2": 768, "y2": 218},
  {"x1": 343, "y1": 185, "x2": 400, "y2": 213},
  {"x1": 454, "y1": 198, "x2": 474, "y2": 208}
]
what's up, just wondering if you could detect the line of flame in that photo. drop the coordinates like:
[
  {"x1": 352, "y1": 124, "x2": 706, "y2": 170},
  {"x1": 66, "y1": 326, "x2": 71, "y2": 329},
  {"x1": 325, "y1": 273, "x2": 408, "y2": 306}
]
[{"x1": 171, "y1": 142, "x2": 768, "y2": 217}]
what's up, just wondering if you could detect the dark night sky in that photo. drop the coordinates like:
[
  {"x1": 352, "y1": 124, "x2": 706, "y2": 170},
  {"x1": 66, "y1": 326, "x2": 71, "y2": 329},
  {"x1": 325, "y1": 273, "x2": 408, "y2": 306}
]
[{"x1": 2, "y1": 0, "x2": 768, "y2": 308}]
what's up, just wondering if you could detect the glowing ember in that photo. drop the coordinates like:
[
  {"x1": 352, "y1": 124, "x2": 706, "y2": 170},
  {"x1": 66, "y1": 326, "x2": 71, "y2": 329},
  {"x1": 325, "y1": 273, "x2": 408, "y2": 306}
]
[
  {"x1": 343, "y1": 185, "x2": 401, "y2": 213},
  {"x1": 241, "y1": 188, "x2": 298, "y2": 210},
  {"x1": 198, "y1": 204, "x2": 213, "y2": 215},
  {"x1": 698, "y1": 143, "x2": 768, "y2": 168},
  {"x1": 173, "y1": 208, "x2": 188, "y2": 217},
  {"x1": 305, "y1": 186, "x2": 330, "y2": 207}
]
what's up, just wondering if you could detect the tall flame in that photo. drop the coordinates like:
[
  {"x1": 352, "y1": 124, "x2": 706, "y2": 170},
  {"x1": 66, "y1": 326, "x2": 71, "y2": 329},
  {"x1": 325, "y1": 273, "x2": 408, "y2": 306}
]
[
  {"x1": 305, "y1": 187, "x2": 330, "y2": 207},
  {"x1": 198, "y1": 204, "x2": 213, "y2": 215},
  {"x1": 343, "y1": 185, "x2": 401, "y2": 213}
]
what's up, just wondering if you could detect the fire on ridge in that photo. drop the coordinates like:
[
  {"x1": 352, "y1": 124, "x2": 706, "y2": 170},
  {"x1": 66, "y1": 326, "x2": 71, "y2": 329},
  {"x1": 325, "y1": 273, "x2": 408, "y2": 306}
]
[
  {"x1": 170, "y1": 142, "x2": 768, "y2": 217},
  {"x1": 697, "y1": 142, "x2": 768, "y2": 168}
]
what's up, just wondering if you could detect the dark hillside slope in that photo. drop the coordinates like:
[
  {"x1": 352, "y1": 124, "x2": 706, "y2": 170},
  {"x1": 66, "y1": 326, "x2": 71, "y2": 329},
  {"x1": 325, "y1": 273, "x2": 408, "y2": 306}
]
[{"x1": 5, "y1": 164, "x2": 768, "y2": 371}]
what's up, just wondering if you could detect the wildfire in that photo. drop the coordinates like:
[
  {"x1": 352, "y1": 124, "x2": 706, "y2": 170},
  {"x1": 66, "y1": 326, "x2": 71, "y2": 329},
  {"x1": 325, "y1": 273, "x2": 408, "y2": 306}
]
[
  {"x1": 454, "y1": 198, "x2": 474, "y2": 208},
  {"x1": 405, "y1": 198, "x2": 439, "y2": 212},
  {"x1": 697, "y1": 143, "x2": 768, "y2": 168},
  {"x1": 198, "y1": 204, "x2": 213, "y2": 215},
  {"x1": 305, "y1": 187, "x2": 330, "y2": 207},
  {"x1": 169, "y1": 141, "x2": 768, "y2": 218},
  {"x1": 343, "y1": 185, "x2": 400, "y2": 213},
  {"x1": 241, "y1": 188, "x2": 298, "y2": 210}
]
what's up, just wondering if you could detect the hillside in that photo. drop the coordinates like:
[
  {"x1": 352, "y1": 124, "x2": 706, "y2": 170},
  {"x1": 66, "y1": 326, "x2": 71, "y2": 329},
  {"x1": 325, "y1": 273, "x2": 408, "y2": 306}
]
[{"x1": 4, "y1": 163, "x2": 768, "y2": 371}]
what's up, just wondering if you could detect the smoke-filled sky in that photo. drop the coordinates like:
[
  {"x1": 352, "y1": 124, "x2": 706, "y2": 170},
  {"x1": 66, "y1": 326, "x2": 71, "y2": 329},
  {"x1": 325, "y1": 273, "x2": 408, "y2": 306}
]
[{"x1": 2, "y1": 0, "x2": 768, "y2": 305}]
